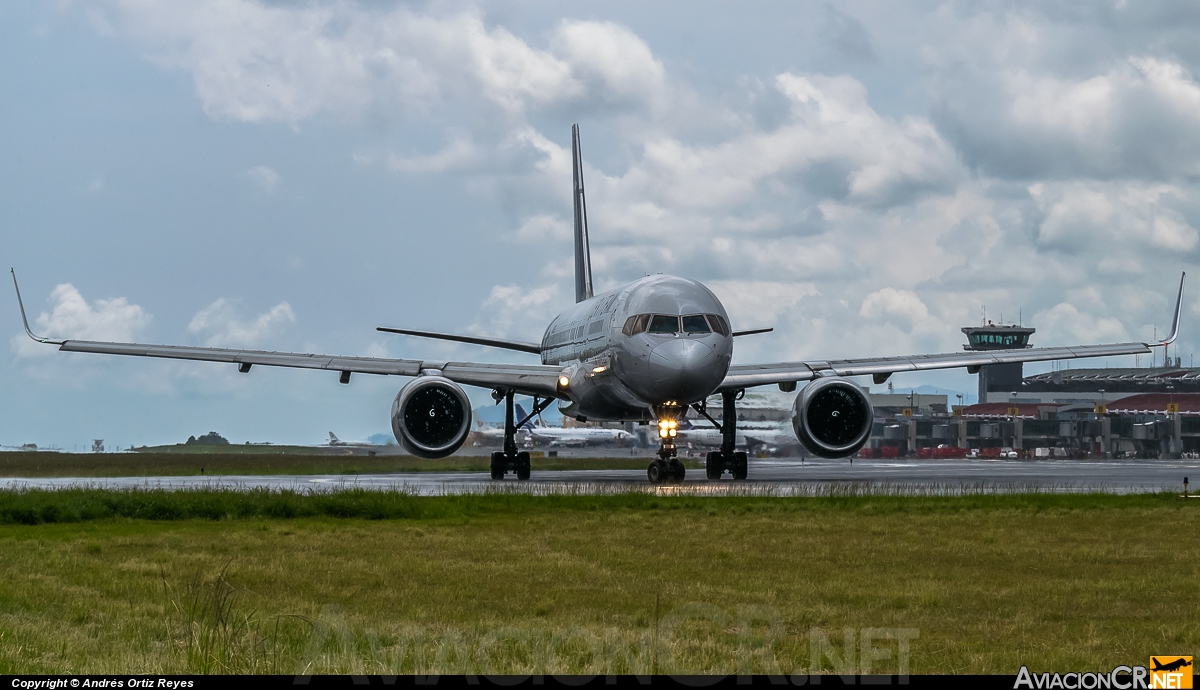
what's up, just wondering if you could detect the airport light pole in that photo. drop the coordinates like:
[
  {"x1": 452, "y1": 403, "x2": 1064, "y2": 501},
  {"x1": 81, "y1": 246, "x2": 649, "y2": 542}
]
[
  {"x1": 1098, "y1": 388, "x2": 1109, "y2": 459},
  {"x1": 1168, "y1": 382, "x2": 1179, "y2": 458}
]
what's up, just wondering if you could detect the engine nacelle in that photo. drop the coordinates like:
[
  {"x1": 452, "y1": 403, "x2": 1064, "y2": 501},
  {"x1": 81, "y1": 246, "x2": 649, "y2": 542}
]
[
  {"x1": 391, "y1": 376, "x2": 472, "y2": 459},
  {"x1": 791, "y1": 377, "x2": 873, "y2": 458}
]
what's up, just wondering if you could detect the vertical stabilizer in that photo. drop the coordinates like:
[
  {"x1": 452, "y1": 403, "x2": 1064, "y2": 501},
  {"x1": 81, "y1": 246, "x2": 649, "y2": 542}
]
[{"x1": 571, "y1": 124, "x2": 593, "y2": 303}]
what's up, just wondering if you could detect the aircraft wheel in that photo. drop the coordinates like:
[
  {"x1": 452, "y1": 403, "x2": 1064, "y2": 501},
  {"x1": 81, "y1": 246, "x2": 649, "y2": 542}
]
[
  {"x1": 490, "y1": 451, "x2": 505, "y2": 480},
  {"x1": 732, "y1": 451, "x2": 748, "y2": 480},
  {"x1": 669, "y1": 459, "x2": 686, "y2": 483},
  {"x1": 516, "y1": 451, "x2": 531, "y2": 480},
  {"x1": 705, "y1": 452, "x2": 721, "y2": 480},
  {"x1": 647, "y1": 459, "x2": 668, "y2": 483}
]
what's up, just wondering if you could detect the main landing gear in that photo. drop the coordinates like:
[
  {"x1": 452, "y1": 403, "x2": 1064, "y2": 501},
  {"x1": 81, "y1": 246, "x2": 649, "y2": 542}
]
[
  {"x1": 648, "y1": 411, "x2": 686, "y2": 485},
  {"x1": 489, "y1": 390, "x2": 553, "y2": 480},
  {"x1": 693, "y1": 390, "x2": 748, "y2": 481}
]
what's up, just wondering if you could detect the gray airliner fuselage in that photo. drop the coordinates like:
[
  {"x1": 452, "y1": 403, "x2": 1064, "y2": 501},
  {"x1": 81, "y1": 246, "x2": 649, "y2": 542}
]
[{"x1": 541, "y1": 274, "x2": 732, "y2": 422}]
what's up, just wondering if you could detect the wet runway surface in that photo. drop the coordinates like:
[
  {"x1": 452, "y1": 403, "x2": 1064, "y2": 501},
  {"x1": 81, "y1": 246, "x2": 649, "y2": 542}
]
[{"x1": 2, "y1": 458, "x2": 1197, "y2": 495}]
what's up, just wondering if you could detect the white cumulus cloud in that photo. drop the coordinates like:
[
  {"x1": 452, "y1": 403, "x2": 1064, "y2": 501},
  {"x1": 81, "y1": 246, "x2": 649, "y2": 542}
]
[
  {"x1": 89, "y1": 2, "x2": 672, "y2": 125},
  {"x1": 187, "y1": 298, "x2": 296, "y2": 347},
  {"x1": 242, "y1": 165, "x2": 280, "y2": 193},
  {"x1": 11, "y1": 284, "x2": 150, "y2": 358}
]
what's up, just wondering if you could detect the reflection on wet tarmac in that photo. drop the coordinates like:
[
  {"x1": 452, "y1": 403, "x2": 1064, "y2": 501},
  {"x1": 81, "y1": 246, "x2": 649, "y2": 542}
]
[{"x1": 1, "y1": 458, "x2": 1195, "y2": 495}]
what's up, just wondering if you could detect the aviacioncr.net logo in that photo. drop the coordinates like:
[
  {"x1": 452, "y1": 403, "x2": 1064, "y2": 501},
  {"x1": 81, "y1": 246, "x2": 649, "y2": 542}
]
[{"x1": 1015, "y1": 659, "x2": 1194, "y2": 690}]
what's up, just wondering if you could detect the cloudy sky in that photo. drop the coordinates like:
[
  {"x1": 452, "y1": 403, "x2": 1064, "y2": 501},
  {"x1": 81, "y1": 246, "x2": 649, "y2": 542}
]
[{"x1": 3, "y1": 0, "x2": 1198, "y2": 449}]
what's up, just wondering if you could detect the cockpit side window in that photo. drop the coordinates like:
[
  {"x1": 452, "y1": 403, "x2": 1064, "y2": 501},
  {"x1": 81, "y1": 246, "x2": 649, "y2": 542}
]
[
  {"x1": 706, "y1": 314, "x2": 729, "y2": 336},
  {"x1": 622, "y1": 314, "x2": 651, "y2": 336},
  {"x1": 681, "y1": 315, "x2": 711, "y2": 334},
  {"x1": 647, "y1": 315, "x2": 680, "y2": 334}
]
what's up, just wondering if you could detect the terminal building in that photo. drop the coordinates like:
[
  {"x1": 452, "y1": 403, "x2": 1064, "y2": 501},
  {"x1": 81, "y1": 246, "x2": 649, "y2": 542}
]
[{"x1": 859, "y1": 323, "x2": 1199, "y2": 459}]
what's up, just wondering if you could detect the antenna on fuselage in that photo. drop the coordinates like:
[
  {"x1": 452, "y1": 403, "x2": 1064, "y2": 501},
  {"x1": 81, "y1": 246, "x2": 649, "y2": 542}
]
[{"x1": 572, "y1": 124, "x2": 593, "y2": 303}]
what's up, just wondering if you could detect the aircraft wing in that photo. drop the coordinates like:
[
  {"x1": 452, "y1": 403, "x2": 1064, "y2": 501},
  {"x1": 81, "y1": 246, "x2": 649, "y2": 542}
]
[
  {"x1": 50, "y1": 340, "x2": 566, "y2": 398},
  {"x1": 719, "y1": 342, "x2": 1153, "y2": 390},
  {"x1": 11, "y1": 270, "x2": 566, "y2": 398},
  {"x1": 720, "y1": 273, "x2": 1185, "y2": 391}
]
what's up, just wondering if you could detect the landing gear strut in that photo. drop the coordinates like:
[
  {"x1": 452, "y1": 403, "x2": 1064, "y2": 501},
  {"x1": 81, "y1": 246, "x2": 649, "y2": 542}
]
[
  {"x1": 490, "y1": 391, "x2": 553, "y2": 480},
  {"x1": 648, "y1": 410, "x2": 685, "y2": 485},
  {"x1": 694, "y1": 390, "x2": 748, "y2": 481}
]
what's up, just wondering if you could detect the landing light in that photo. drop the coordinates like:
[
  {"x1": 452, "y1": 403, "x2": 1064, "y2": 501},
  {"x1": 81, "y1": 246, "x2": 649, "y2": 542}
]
[
  {"x1": 657, "y1": 419, "x2": 678, "y2": 438},
  {"x1": 592, "y1": 365, "x2": 607, "y2": 374},
  {"x1": 558, "y1": 375, "x2": 571, "y2": 387}
]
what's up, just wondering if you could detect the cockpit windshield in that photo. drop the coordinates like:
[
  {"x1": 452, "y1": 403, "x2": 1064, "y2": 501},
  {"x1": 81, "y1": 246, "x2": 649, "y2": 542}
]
[
  {"x1": 648, "y1": 315, "x2": 680, "y2": 334},
  {"x1": 623, "y1": 313, "x2": 728, "y2": 337},
  {"x1": 681, "y1": 315, "x2": 710, "y2": 333}
]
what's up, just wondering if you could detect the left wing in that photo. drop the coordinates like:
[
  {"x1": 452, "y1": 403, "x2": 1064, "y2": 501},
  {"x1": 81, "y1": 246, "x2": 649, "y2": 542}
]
[
  {"x1": 721, "y1": 272, "x2": 1185, "y2": 391},
  {"x1": 11, "y1": 271, "x2": 566, "y2": 398}
]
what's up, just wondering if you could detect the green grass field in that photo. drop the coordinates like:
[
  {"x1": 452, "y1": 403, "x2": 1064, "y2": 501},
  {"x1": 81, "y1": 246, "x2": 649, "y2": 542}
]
[
  {"x1": 0, "y1": 451, "x2": 680, "y2": 477},
  {"x1": 0, "y1": 489, "x2": 1196, "y2": 675}
]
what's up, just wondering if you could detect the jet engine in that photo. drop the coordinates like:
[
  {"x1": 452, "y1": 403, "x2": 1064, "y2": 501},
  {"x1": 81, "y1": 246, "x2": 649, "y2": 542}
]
[
  {"x1": 391, "y1": 376, "x2": 473, "y2": 459},
  {"x1": 791, "y1": 377, "x2": 873, "y2": 458}
]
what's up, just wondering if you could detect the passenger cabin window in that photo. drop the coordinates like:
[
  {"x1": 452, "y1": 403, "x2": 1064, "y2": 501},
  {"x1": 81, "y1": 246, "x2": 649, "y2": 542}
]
[
  {"x1": 648, "y1": 315, "x2": 679, "y2": 334},
  {"x1": 681, "y1": 315, "x2": 710, "y2": 334},
  {"x1": 706, "y1": 314, "x2": 729, "y2": 336}
]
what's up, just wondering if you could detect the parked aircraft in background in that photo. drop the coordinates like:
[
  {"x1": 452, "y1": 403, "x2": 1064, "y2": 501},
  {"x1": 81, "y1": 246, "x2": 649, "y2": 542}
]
[
  {"x1": 674, "y1": 419, "x2": 748, "y2": 449},
  {"x1": 518, "y1": 404, "x2": 630, "y2": 447},
  {"x1": 12, "y1": 125, "x2": 1186, "y2": 484},
  {"x1": 325, "y1": 432, "x2": 376, "y2": 448},
  {"x1": 473, "y1": 410, "x2": 535, "y2": 444}
]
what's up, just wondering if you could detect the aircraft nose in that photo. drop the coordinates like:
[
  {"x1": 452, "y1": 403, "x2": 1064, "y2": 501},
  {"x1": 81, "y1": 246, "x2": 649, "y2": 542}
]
[{"x1": 647, "y1": 338, "x2": 721, "y2": 403}]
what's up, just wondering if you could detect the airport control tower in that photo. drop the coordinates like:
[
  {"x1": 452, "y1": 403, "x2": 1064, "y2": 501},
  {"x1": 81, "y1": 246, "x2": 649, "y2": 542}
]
[{"x1": 962, "y1": 323, "x2": 1035, "y2": 403}]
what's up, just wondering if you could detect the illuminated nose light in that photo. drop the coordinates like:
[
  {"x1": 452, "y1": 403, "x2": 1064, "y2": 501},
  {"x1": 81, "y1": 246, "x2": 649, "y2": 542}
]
[
  {"x1": 558, "y1": 375, "x2": 571, "y2": 387},
  {"x1": 592, "y1": 365, "x2": 607, "y2": 374}
]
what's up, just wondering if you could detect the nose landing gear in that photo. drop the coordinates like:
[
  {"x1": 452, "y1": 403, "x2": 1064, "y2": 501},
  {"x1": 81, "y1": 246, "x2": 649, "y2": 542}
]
[{"x1": 648, "y1": 410, "x2": 685, "y2": 484}]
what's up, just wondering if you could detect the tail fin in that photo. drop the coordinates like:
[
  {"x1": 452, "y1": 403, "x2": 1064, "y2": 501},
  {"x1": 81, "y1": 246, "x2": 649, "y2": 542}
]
[
  {"x1": 328, "y1": 432, "x2": 339, "y2": 444},
  {"x1": 571, "y1": 124, "x2": 593, "y2": 303},
  {"x1": 515, "y1": 404, "x2": 534, "y2": 430}
]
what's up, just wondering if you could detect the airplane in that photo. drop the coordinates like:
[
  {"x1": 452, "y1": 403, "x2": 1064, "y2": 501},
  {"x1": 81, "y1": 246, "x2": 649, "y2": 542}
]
[
  {"x1": 673, "y1": 418, "x2": 749, "y2": 449},
  {"x1": 472, "y1": 403, "x2": 537, "y2": 445},
  {"x1": 518, "y1": 403, "x2": 630, "y2": 447},
  {"x1": 325, "y1": 432, "x2": 375, "y2": 447},
  {"x1": 10, "y1": 124, "x2": 1187, "y2": 484},
  {"x1": 1151, "y1": 658, "x2": 1192, "y2": 673}
]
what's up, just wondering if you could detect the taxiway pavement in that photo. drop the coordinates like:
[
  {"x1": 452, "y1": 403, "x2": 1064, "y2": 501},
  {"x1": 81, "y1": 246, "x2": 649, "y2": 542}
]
[{"x1": 1, "y1": 457, "x2": 1195, "y2": 495}]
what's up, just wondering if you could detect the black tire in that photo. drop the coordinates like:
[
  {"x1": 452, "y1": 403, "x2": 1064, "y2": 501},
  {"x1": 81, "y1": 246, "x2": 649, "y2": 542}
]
[
  {"x1": 516, "y1": 451, "x2": 531, "y2": 480},
  {"x1": 490, "y1": 451, "x2": 505, "y2": 480},
  {"x1": 732, "y1": 452, "x2": 749, "y2": 480},
  {"x1": 669, "y1": 459, "x2": 686, "y2": 483},
  {"x1": 705, "y1": 452, "x2": 720, "y2": 480},
  {"x1": 647, "y1": 459, "x2": 667, "y2": 483}
]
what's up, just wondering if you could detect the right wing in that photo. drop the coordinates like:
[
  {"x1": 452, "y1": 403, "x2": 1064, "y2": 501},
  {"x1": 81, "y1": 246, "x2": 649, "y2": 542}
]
[
  {"x1": 12, "y1": 271, "x2": 565, "y2": 398},
  {"x1": 721, "y1": 272, "x2": 1185, "y2": 391},
  {"x1": 53, "y1": 340, "x2": 566, "y2": 398}
]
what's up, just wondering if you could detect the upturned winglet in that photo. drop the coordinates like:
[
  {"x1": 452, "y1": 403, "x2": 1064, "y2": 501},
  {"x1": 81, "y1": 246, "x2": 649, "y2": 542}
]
[
  {"x1": 1161, "y1": 271, "x2": 1186, "y2": 346},
  {"x1": 9, "y1": 268, "x2": 63, "y2": 345}
]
